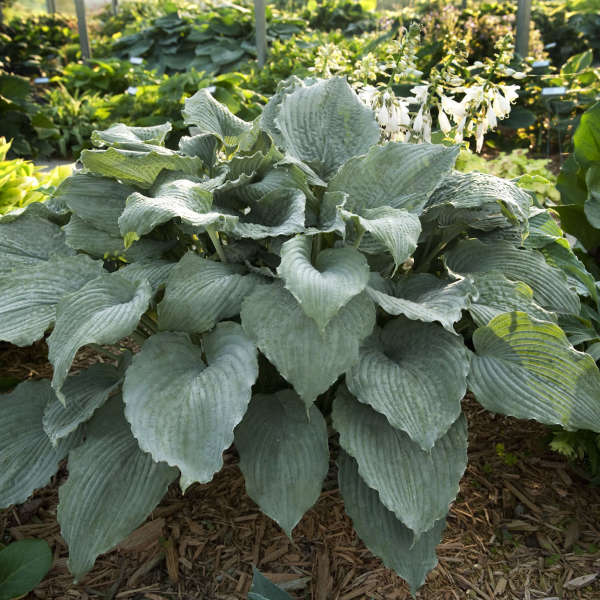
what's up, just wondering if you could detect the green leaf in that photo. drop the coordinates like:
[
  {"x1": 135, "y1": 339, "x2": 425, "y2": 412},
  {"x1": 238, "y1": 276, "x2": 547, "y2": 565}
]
[
  {"x1": 235, "y1": 390, "x2": 329, "y2": 537},
  {"x1": 0, "y1": 207, "x2": 75, "y2": 275},
  {"x1": 0, "y1": 255, "x2": 103, "y2": 346},
  {"x1": 338, "y1": 451, "x2": 445, "y2": 596},
  {"x1": 241, "y1": 283, "x2": 375, "y2": 407},
  {"x1": 277, "y1": 235, "x2": 369, "y2": 331},
  {"x1": 0, "y1": 539, "x2": 52, "y2": 600},
  {"x1": 329, "y1": 142, "x2": 458, "y2": 213},
  {"x1": 249, "y1": 568, "x2": 293, "y2": 600},
  {"x1": 58, "y1": 397, "x2": 177, "y2": 580},
  {"x1": 555, "y1": 203, "x2": 600, "y2": 252},
  {"x1": 444, "y1": 239, "x2": 580, "y2": 314},
  {"x1": 123, "y1": 324, "x2": 258, "y2": 490},
  {"x1": 468, "y1": 272, "x2": 553, "y2": 327},
  {"x1": 584, "y1": 165, "x2": 600, "y2": 228},
  {"x1": 178, "y1": 133, "x2": 218, "y2": 167},
  {"x1": 423, "y1": 171, "x2": 530, "y2": 233},
  {"x1": 366, "y1": 273, "x2": 474, "y2": 334},
  {"x1": 48, "y1": 274, "x2": 152, "y2": 397},
  {"x1": 469, "y1": 312, "x2": 600, "y2": 433},
  {"x1": 183, "y1": 89, "x2": 251, "y2": 146},
  {"x1": 573, "y1": 101, "x2": 600, "y2": 168},
  {"x1": 118, "y1": 259, "x2": 177, "y2": 291},
  {"x1": 81, "y1": 147, "x2": 202, "y2": 189},
  {"x1": 43, "y1": 362, "x2": 124, "y2": 446},
  {"x1": 523, "y1": 208, "x2": 563, "y2": 249},
  {"x1": 346, "y1": 318, "x2": 470, "y2": 450},
  {"x1": 264, "y1": 77, "x2": 380, "y2": 181},
  {"x1": 92, "y1": 122, "x2": 172, "y2": 148},
  {"x1": 333, "y1": 386, "x2": 467, "y2": 536},
  {"x1": 158, "y1": 253, "x2": 264, "y2": 334},
  {"x1": 0, "y1": 380, "x2": 82, "y2": 508}
]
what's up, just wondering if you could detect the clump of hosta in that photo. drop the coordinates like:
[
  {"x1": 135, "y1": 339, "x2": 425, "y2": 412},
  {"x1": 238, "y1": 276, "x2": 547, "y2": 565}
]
[
  {"x1": 351, "y1": 26, "x2": 525, "y2": 150},
  {"x1": 1, "y1": 77, "x2": 599, "y2": 595}
]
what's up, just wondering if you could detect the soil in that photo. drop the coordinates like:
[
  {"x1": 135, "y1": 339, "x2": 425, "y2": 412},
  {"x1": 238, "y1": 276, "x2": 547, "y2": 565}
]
[{"x1": 1, "y1": 342, "x2": 600, "y2": 600}]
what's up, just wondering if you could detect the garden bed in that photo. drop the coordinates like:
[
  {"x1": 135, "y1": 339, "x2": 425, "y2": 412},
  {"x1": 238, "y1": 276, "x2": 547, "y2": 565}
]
[{"x1": 1, "y1": 343, "x2": 599, "y2": 600}]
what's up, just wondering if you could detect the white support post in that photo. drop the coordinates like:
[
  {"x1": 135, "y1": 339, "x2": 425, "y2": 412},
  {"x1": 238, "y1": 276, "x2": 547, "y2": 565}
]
[
  {"x1": 254, "y1": 0, "x2": 267, "y2": 69},
  {"x1": 112, "y1": 0, "x2": 118, "y2": 16},
  {"x1": 74, "y1": 0, "x2": 91, "y2": 60},
  {"x1": 46, "y1": 0, "x2": 56, "y2": 13},
  {"x1": 516, "y1": 0, "x2": 532, "y2": 58}
]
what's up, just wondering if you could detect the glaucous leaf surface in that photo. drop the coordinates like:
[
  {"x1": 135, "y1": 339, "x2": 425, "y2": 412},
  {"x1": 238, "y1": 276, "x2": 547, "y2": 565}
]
[
  {"x1": 158, "y1": 253, "x2": 265, "y2": 333},
  {"x1": 43, "y1": 362, "x2": 124, "y2": 446},
  {"x1": 248, "y1": 568, "x2": 293, "y2": 600},
  {"x1": 445, "y1": 239, "x2": 580, "y2": 314},
  {"x1": 366, "y1": 273, "x2": 474, "y2": 334},
  {"x1": 48, "y1": 274, "x2": 151, "y2": 397},
  {"x1": 91, "y1": 122, "x2": 172, "y2": 148},
  {"x1": 0, "y1": 380, "x2": 82, "y2": 508},
  {"x1": 178, "y1": 133, "x2": 219, "y2": 167},
  {"x1": 235, "y1": 390, "x2": 329, "y2": 536},
  {"x1": 263, "y1": 77, "x2": 380, "y2": 180},
  {"x1": 58, "y1": 397, "x2": 177, "y2": 580},
  {"x1": 338, "y1": 451, "x2": 445, "y2": 596},
  {"x1": 470, "y1": 311, "x2": 600, "y2": 433},
  {"x1": 241, "y1": 282, "x2": 375, "y2": 407},
  {"x1": 346, "y1": 318, "x2": 470, "y2": 450},
  {"x1": 123, "y1": 324, "x2": 258, "y2": 490},
  {"x1": 333, "y1": 386, "x2": 468, "y2": 536},
  {"x1": 0, "y1": 254, "x2": 103, "y2": 346},
  {"x1": 118, "y1": 259, "x2": 177, "y2": 291},
  {"x1": 329, "y1": 142, "x2": 459, "y2": 213},
  {"x1": 277, "y1": 235, "x2": 369, "y2": 331}
]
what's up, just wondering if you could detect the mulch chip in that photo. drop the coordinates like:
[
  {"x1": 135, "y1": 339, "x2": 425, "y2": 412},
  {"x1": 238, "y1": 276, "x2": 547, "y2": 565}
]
[{"x1": 1, "y1": 343, "x2": 600, "y2": 599}]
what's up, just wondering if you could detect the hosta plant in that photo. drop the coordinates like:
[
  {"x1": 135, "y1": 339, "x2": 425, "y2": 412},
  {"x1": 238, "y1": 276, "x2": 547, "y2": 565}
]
[{"x1": 1, "y1": 77, "x2": 599, "y2": 595}]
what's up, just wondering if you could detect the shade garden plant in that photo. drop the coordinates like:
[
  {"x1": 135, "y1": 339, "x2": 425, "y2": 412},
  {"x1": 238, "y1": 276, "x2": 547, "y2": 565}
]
[{"x1": 1, "y1": 77, "x2": 599, "y2": 595}]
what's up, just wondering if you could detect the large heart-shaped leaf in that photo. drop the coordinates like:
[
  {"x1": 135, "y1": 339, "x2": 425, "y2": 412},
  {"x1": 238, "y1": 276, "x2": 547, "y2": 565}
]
[
  {"x1": 0, "y1": 255, "x2": 103, "y2": 346},
  {"x1": 277, "y1": 235, "x2": 369, "y2": 331},
  {"x1": 48, "y1": 274, "x2": 152, "y2": 397},
  {"x1": 329, "y1": 142, "x2": 459, "y2": 213},
  {"x1": 264, "y1": 77, "x2": 380, "y2": 181},
  {"x1": 469, "y1": 311, "x2": 600, "y2": 432},
  {"x1": 92, "y1": 122, "x2": 172, "y2": 148},
  {"x1": 366, "y1": 273, "x2": 473, "y2": 334},
  {"x1": 338, "y1": 451, "x2": 445, "y2": 596},
  {"x1": 333, "y1": 386, "x2": 467, "y2": 536},
  {"x1": 123, "y1": 323, "x2": 258, "y2": 489},
  {"x1": 158, "y1": 253, "x2": 265, "y2": 334},
  {"x1": 241, "y1": 283, "x2": 375, "y2": 407},
  {"x1": 346, "y1": 318, "x2": 470, "y2": 450},
  {"x1": 119, "y1": 259, "x2": 177, "y2": 291},
  {"x1": 235, "y1": 390, "x2": 329, "y2": 536},
  {"x1": 58, "y1": 397, "x2": 177, "y2": 580},
  {"x1": 0, "y1": 380, "x2": 82, "y2": 508}
]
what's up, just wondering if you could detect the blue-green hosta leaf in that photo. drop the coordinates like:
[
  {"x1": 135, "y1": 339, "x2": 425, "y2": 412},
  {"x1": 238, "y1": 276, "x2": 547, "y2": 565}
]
[
  {"x1": 53, "y1": 172, "x2": 135, "y2": 236},
  {"x1": 329, "y1": 142, "x2": 459, "y2": 214},
  {"x1": 277, "y1": 235, "x2": 369, "y2": 331},
  {"x1": 229, "y1": 188, "x2": 306, "y2": 240},
  {"x1": 48, "y1": 274, "x2": 152, "y2": 397},
  {"x1": 0, "y1": 380, "x2": 82, "y2": 508},
  {"x1": 468, "y1": 272, "x2": 554, "y2": 327},
  {"x1": 0, "y1": 539, "x2": 52, "y2": 600},
  {"x1": 423, "y1": 171, "x2": 530, "y2": 232},
  {"x1": 249, "y1": 568, "x2": 293, "y2": 600},
  {"x1": 241, "y1": 283, "x2": 375, "y2": 407},
  {"x1": 118, "y1": 177, "x2": 238, "y2": 243},
  {"x1": 346, "y1": 319, "x2": 470, "y2": 451},
  {"x1": 366, "y1": 273, "x2": 473, "y2": 334},
  {"x1": 123, "y1": 324, "x2": 258, "y2": 489},
  {"x1": 234, "y1": 390, "x2": 329, "y2": 536},
  {"x1": 339, "y1": 207, "x2": 421, "y2": 269},
  {"x1": 0, "y1": 207, "x2": 75, "y2": 275},
  {"x1": 584, "y1": 165, "x2": 600, "y2": 228},
  {"x1": 81, "y1": 147, "x2": 202, "y2": 189},
  {"x1": 559, "y1": 314, "x2": 599, "y2": 346},
  {"x1": 338, "y1": 451, "x2": 445, "y2": 596},
  {"x1": 158, "y1": 253, "x2": 264, "y2": 334},
  {"x1": 178, "y1": 133, "x2": 218, "y2": 167},
  {"x1": 469, "y1": 312, "x2": 600, "y2": 432},
  {"x1": 91, "y1": 122, "x2": 172, "y2": 148},
  {"x1": 183, "y1": 89, "x2": 251, "y2": 146},
  {"x1": 265, "y1": 77, "x2": 380, "y2": 181},
  {"x1": 119, "y1": 259, "x2": 177, "y2": 291},
  {"x1": 333, "y1": 386, "x2": 467, "y2": 536},
  {"x1": 58, "y1": 397, "x2": 177, "y2": 580},
  {"x1": 43, "y1": 362, "x2": 124, "y2": 446},
  {"x1": 523, "y1": 208, "x2": 563, "y2": 249},
  {"x1": 445, "y1": 239, "x2": 580, "y2": 314},
  {"x1": 0, "y1": 254, "x2": 103, "y2": 346}
]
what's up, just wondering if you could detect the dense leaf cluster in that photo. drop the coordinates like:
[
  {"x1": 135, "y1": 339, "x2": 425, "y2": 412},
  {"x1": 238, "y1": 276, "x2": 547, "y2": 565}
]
[{"x1": 2, "y1": 76, "x2": 600, "y2": 593}]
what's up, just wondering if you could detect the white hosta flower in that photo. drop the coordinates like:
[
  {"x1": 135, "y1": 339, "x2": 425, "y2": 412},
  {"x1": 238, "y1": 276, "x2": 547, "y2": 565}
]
[
  {"x1": 500, "y1": 84, "x2": 519, "y2": 104},
  {"x1": 475, "y1": 121, "x2": 485, "y2": 152},
  {"x1": 441, "y1": 94, "x2": 466, "y2": 123},
  {"x1": 391, "y1": 99, "x2": 411, "y2": 127},
  {"x1": 410, "y1": 84, "x2": 429, "y2": 104},
  {"x1": 422, "y1": 110, "x2": 432, "y2": 142},
  {"x1": 357, "y1": 85, "x2": 378, "y2": 107},
  {"x1": 413, "y1": 107, "x2": 424, "y2": 132},
  {"x1": 486, "y1": 106, "x2": 497, "y2": 129},
  {"x1": 438, "y1": 108, "x2": 452, "y2": 134}
]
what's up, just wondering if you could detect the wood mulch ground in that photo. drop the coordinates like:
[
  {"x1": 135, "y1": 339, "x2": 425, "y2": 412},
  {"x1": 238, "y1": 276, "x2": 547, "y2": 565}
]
[{"x1": 1, "y1": 341, "x2": 600, "y2": 600}]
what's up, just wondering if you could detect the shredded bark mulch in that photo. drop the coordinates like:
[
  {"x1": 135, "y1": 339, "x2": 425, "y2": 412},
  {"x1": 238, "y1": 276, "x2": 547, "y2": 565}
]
[{"x1": 1, "y1": 343, "x2": 600, "y2": 600}]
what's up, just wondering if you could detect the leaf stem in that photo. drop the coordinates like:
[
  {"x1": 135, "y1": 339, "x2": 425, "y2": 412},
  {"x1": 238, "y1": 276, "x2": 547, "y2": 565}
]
[
  {"x1": 311, "y1": 233, "x2": 322, "y2": 264},
  {"x1": 207, "y1": 226, "x2": 227, "y2": 263}
]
